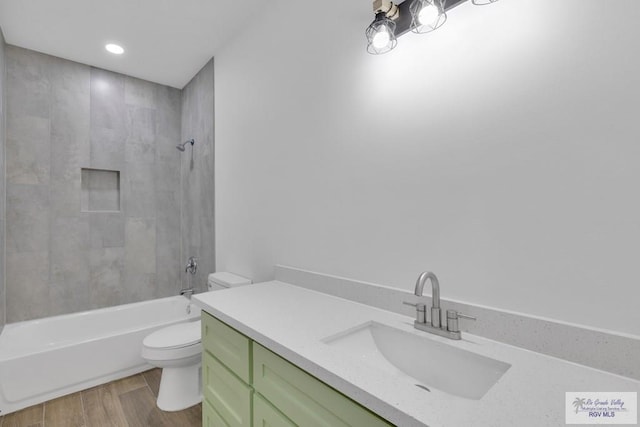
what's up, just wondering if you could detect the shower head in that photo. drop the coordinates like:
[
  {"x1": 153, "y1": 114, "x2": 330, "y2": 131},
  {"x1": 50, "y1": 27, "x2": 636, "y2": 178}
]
[{"x1": 176, "y1": 139, "x2": 195, "y2": 152}]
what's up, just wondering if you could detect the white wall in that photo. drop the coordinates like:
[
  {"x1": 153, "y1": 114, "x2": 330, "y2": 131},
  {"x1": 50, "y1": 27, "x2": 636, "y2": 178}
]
[{"x1": 215, "y1": 0, "x2": 640, "y2": 336}]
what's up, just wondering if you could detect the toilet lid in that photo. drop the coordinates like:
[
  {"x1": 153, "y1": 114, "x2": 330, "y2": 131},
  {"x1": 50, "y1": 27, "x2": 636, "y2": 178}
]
[{"x1": 143, "y1": 320, "x2": 201, "y2": 349}]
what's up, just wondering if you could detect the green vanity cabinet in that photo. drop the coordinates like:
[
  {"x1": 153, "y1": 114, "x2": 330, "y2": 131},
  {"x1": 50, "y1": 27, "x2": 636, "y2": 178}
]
[
  {"x1": 253, "y1": 394, "x2": 296, "y2": 427},
  {"x1": 203, "y1": 350, "x2": 253, "y2": 427},
  {"x1": 202, "y1": 311, "x2": 252, "y2": 383},
  {"x1": 201, "y1": 311, "x2": 394, "y2": 427},
  {"x1": 252, "y1": 343, "x2": 392, "y2": 427},
  {"x1": 202, "y1": 313, "x2": 253, "y2": 427},
  {"x1": 203, "y1": 399, "x2": 228, "y2": 427}
]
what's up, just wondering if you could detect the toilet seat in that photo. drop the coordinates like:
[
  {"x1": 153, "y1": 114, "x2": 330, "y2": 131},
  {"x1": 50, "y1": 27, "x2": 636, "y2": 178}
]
[
  {"x1": 142, "y1": 321, "x2": 202, "y2": 363},
  {"x1": 144, "y1": 320, "x2": 201, "y2": 349}
]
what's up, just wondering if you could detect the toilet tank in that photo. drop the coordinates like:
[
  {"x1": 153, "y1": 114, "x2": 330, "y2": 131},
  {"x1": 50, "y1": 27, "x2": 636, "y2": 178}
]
[{"x1": 207, "y1": 272, "x2": 252, "y2": 291}]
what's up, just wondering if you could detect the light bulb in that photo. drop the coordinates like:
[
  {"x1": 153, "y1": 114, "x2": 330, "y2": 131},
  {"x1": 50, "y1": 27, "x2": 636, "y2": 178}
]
[
  {"x1": 365, "y1": 12, "x2": 397, "y2": 54},
  {"x1": 418, "y1": 4, "x2": 439, "y2": 26},
  {"x1": 372, "y1": 27, "x2": 391, "y2": 50}
]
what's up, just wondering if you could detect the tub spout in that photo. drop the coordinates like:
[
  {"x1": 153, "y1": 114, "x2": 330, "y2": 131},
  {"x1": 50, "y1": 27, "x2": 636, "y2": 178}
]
[{"x1": 180, "y1": 288, "x2": 194, "y2": 299}]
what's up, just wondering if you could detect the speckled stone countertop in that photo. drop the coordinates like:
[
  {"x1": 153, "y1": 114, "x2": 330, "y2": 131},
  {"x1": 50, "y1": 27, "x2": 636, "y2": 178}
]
[{"x1": 193, "y1": 281, "x2": 640, "y2": 427}]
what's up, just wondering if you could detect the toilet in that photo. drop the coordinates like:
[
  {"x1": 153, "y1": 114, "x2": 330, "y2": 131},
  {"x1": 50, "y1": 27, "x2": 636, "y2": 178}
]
[{"x1": 141, "y1": 272, "x2": 251, "y2": 411}]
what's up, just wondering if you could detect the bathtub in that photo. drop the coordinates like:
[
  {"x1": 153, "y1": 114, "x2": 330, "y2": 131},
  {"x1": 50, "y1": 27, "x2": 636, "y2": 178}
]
[{"x1": 0, "y1": 295, "x2": 201, "y2": 415}]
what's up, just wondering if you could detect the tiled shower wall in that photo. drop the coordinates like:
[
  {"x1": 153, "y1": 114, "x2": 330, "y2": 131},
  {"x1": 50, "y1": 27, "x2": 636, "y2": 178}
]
[
  {"x1": 181, "y1": 59, "x2": 215, "y2": 291},
  {"x1": 0, "y1": 28, "x2": 6, "y2": 332},
  {"x1": 5, "y1": 46, "x2": 185, "y2": 322}
]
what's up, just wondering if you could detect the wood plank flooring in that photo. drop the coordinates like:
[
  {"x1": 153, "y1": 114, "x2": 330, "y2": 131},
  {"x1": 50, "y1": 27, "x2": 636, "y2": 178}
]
[{"x1": 0, "y1": 369, "x2": 201, "y2": 427}]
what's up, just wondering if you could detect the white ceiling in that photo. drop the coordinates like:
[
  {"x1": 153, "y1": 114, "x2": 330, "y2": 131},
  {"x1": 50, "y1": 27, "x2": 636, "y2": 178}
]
[{"x1": 0, "y1": 0, "x2": 266, "y2": 88}]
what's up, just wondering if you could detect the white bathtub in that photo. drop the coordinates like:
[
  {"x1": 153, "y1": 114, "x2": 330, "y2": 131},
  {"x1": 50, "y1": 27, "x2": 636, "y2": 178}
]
[{"x1": 0, "y1": 295, "x2": 201, "y2": 415}]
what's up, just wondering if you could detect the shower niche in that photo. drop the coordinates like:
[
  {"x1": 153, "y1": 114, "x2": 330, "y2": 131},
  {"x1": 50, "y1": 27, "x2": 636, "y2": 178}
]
[{"x1": 81, "y1": 168, "x2": 121, "y2": 212}]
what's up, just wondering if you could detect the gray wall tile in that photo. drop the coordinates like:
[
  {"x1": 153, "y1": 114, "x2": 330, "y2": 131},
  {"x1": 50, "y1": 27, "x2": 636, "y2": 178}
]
[
  {"x1": 126, "y1": 105, "x2": 156, "y2": 143},
  {"x1": 89, "y1": 247, "x2": 124, "y2": 309},
  {"x1": 3, "y1": 47, "x2": 213, "y2": 323},
  {"x1": 90, "y1": 68, "x2": 125, "y2": 131},
  {"x1": 90, "y1": 213, "x2": 125, "y2": 249},
  {"x1": 51, "y1": 177, "x2": 82, "y2": 218},
  {"x1": 125, "y1": 139, "x2": 156, "y2": 165},
  {"x1": 51, "y1": 106, "x2": 89, "y2": 181},
  {"x1": 125, "y1": 217, "x2": 156, "y2": 271},
  {"x1": 0, "y1": 219, "x2": 4, "y2": 329},
  {"x1": 155, "y1": 160, "x2": 180, "y2": 192},
  {"x1": 90, "y1": 126, "x2": 126, "y2": 169},
  {"x1": 155, "y1": 85, "x2": 181, "y2": 140},
  {"x1": 6, "y1": 184, "x2": 50, "y2": 253},
  {"x1": 50, "y1": 216, "x2": 90, "y2": 286},
  {"x1": 156, "y1": 212, "x2": 181, "y2": 297},
  {"x1": 181, "y1": 58, "x2": 215, "y2": 292},
  {"x1": 6, "y1": 251, "x2": 50, "y2": 321},
  {"x1": 125, "y1": 76, "x2": 156, "y2": 108},
  {"x1": 123, "y1": 163, "x2": 156, "y2": 218},
  {"x1": 49, "y1": 280, "x2": 87, "y2": 316},
  {"x1": 6, "y1": 46, "x2": 50, "y2": 119},
  {"x1": 122, "y1": 272, "x2": 157, "y2": 303},
  {"x1": 0, "y1": 27, "x2": 6, "y2": 331},
  {"x1": 5, "y1": 46, "x2": 185, "y2": 322},
  {"x1": 6, "y1": 115, "x2": 50, "y2": 185}
]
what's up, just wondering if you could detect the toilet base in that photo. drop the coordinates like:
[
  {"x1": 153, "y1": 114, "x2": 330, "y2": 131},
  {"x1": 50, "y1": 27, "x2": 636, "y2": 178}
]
[{"x1": 156, "y1": 362, "x2": 202, "y2": 412}]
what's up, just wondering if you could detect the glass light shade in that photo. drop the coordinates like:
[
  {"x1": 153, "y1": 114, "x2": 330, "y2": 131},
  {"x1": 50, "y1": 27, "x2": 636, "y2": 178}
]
[
  {"x1": 472, "y1": 0, "x2": 498, "y2": 5},
  {"x1": 410, "y1": 0, "x2": 447, "y2": 34},
  {"x1": 366, "y1": 12, "x2": 398, "y2": 55}
]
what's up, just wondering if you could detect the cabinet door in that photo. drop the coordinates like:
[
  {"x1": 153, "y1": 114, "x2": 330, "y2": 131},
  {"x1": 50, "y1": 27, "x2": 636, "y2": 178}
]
[
  {"x1": 254, "y1": 393, "x2": 296, "y2": 427},
  {"x1": 203, "y1": 351, "x2": 253, "y2": 427},
  {"x1": 202, "y1": 311, "x2": 252, "y2": 383},
  {"x1": 203, "y1": 399, "x2": 228, "y2": 427},
  {"x1": 253, "y1": 344, "x2": 393, "y2": 427}
]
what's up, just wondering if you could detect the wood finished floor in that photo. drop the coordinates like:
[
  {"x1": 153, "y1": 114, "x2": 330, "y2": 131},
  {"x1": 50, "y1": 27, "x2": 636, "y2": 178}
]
[{"x1": 0, "y1": 369, "x2": 201, "y2": 427}]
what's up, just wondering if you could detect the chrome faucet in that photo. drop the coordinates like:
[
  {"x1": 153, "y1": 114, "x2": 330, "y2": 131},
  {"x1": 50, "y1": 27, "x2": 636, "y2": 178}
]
[
  {"x1": 415, "y1": 271, "x2": 441, "y2": 328},
  {"x1": 185, "y1": 256, "x2": 197, "y2": 275},
  {"x1": 404, "y1": 271, "x2": 476, "y2": 340},
  {"x1": 180, "y1": 257, "x2": 198, "y2": 299}
]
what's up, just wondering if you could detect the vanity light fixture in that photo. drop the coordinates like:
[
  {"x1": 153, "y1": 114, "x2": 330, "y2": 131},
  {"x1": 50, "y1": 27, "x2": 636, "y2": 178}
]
[
  {"x1": 365, "y1": 0, "x2": 497, "y2": 54},
  {"x1": 105, "y1": 43, "x2": 125, "y2": 55},
  {"x1": 410, "y1": 0, "x2": 447, "y2": 34},
  {"x1": 366, "y1": 0, "x2": 400, "y2": 55}
]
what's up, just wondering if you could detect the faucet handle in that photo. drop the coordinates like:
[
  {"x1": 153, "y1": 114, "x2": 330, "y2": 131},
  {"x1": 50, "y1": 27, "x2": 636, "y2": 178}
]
[
  {"x1": 403, "y1": 301, "x2": 426, "y2": 324},
  {"x1": 446, "y1": 310, "x2": 476, "y2": 333},
  {"x1": 457, "y1": 312, "x2": 476, "y2": 321}
]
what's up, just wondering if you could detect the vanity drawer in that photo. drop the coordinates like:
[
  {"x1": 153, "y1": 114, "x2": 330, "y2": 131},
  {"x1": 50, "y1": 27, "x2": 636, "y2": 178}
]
[
  {"x1": 202, "y1": 399, "x2": 226, "y2": 427},
  {"x1": 203, "y1": 350, "x2": 253, "y2": 427},
  {"x1": 252, "y1": 343, "x2": 393, "y2": 427},
  {"x1": 202, "y1": 311, "x2": 252, "y2": 383},
  {"x1": 254, "y1": 393, "x2": 296, "y2": 427}
]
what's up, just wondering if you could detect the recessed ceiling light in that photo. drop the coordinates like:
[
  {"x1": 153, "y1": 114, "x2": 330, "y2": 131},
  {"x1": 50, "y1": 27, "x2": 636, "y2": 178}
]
[{"x1": 105, "y1": 44, "x2": 124, "y2": 55}]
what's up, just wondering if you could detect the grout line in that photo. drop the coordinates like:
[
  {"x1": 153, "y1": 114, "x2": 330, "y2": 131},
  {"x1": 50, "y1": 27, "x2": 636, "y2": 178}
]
[
  {"x1": 79, "y1": 391, "x2": 88, "y2": 427},
  {"x1": 42, "y1": 401, "x2": 46, "y2": 427},
  {"x1": 140, "y1": 370, "x2": 155, "y2": 397}
]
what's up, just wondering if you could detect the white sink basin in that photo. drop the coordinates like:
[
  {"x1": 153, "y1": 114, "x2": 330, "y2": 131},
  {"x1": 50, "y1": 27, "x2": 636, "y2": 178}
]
[{"x1": 323, "y1": 321, "x2": 511, "y2": 400}]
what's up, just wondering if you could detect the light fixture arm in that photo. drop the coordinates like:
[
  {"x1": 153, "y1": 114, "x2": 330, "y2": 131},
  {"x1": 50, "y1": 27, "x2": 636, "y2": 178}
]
[{"x1": 372, "y1": 0, "x2": 400, "y2": 20}]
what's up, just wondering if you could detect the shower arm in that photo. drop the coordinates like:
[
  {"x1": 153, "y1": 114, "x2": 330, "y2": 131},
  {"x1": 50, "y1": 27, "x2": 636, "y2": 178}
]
[{"x1": 176, "y1": 139, "x2": 195, "y2": 151}]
